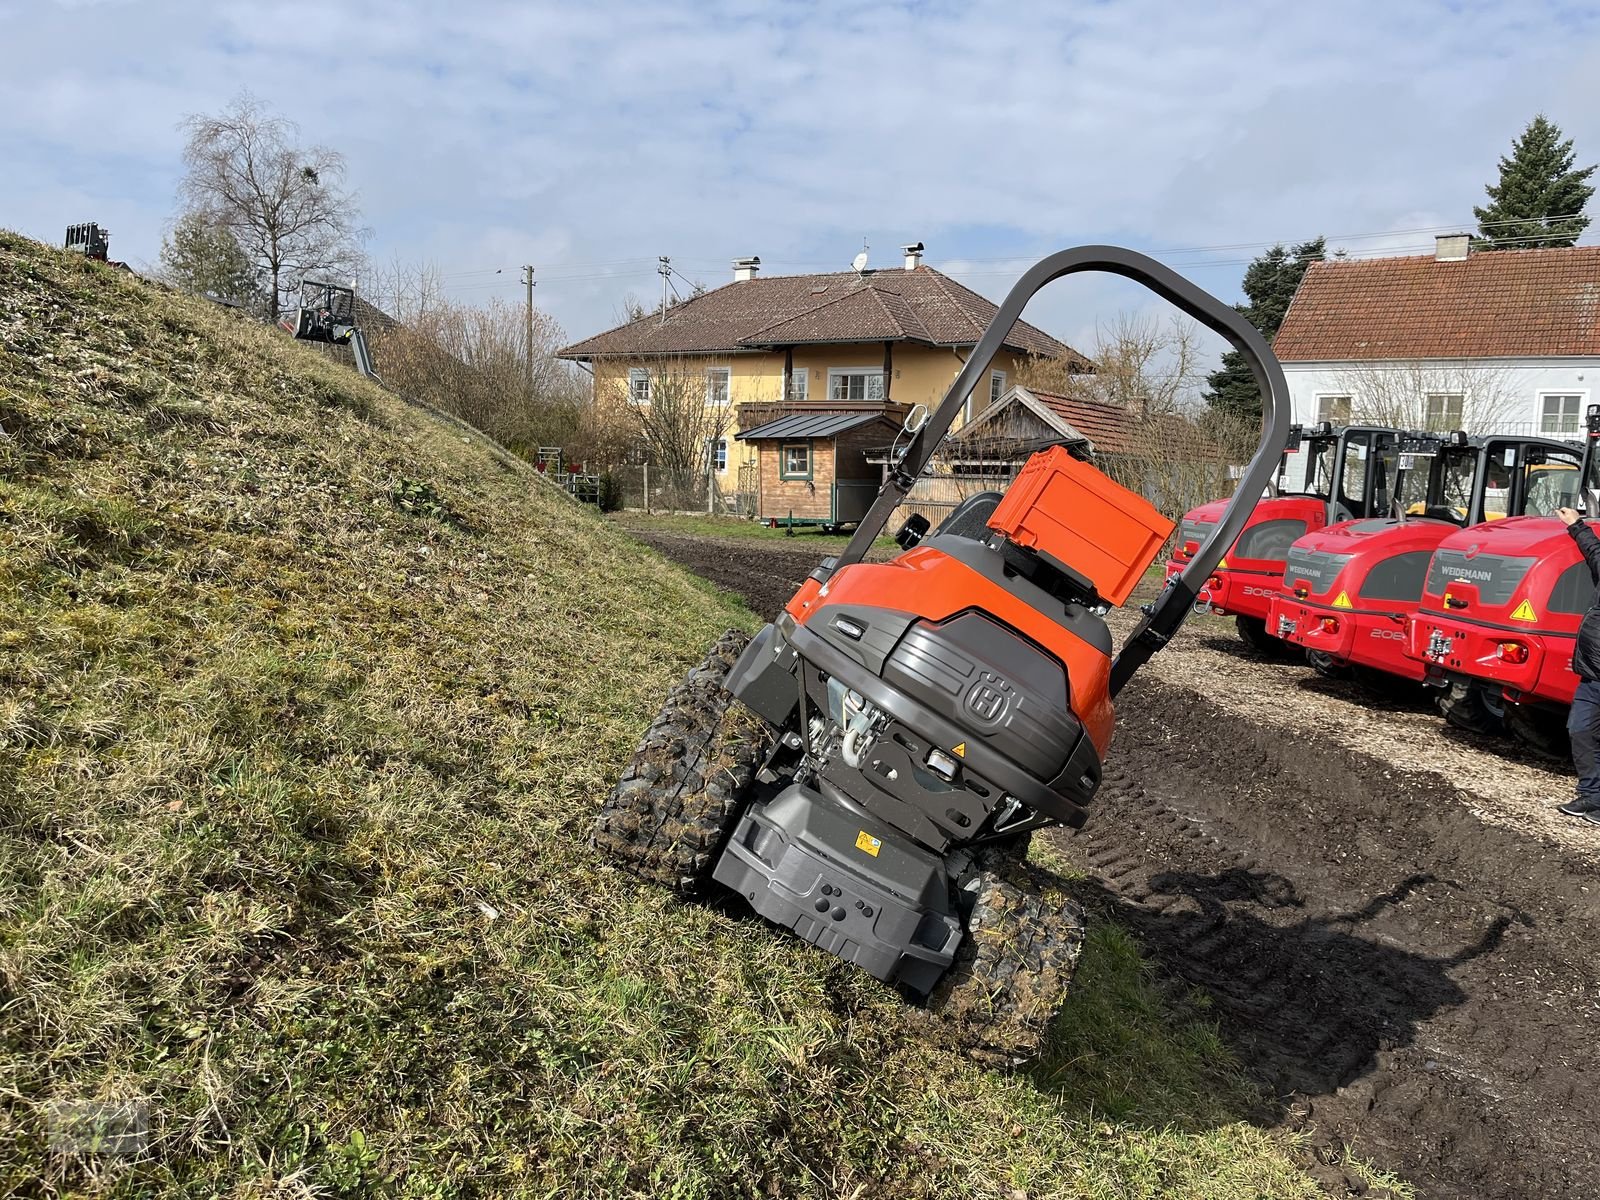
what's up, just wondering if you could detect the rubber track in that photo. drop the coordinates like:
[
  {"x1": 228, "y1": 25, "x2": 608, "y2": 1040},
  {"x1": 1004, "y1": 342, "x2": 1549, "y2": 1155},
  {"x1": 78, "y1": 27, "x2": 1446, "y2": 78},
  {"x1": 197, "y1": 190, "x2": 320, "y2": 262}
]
[
  {"x1": 923, "y1": 852, "x2": 1087, "y2": 1066},
  {"x1": 593, "y1": 629, "x2": 772, "y2": 895}
]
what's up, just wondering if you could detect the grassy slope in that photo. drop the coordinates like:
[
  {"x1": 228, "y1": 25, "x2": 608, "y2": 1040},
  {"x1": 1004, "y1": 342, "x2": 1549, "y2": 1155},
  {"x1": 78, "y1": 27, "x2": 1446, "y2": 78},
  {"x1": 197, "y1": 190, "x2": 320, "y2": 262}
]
[{"x1": 0, "y1": 232, "x2": 1350, "y2": 1198}]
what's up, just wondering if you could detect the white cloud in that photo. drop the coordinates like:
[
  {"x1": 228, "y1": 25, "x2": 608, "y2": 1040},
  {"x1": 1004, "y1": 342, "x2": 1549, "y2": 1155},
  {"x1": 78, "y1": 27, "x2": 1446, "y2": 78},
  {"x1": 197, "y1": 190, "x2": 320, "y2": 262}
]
[{"x1": 2, "y1": 0, "x2": 1599, "y2": 354}]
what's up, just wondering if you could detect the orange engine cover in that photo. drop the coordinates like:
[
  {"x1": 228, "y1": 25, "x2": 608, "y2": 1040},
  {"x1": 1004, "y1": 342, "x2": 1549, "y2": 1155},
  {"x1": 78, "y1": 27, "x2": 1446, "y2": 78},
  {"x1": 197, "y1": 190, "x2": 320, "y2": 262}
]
[
  {"x1": 987, "y1": 446, "x2": 1175, "y2": 607},
  {"x1": 788, "y1": 545, "x2": 1116, "y2": 755}
]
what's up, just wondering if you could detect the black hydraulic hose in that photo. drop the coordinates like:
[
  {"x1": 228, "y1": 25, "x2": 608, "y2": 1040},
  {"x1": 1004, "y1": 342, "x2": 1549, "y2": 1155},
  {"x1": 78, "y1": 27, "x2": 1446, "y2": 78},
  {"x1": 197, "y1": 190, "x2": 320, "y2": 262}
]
[{"x1": 830, "y1": 245, "x2": 1292, "y2": 697}]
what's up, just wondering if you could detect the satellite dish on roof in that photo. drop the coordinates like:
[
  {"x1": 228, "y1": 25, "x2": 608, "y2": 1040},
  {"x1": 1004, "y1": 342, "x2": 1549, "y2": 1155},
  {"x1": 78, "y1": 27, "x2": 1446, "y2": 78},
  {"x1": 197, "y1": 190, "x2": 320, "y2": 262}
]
[{"x1": 852, "y1": 250, "x2": 869, "y2": 274}]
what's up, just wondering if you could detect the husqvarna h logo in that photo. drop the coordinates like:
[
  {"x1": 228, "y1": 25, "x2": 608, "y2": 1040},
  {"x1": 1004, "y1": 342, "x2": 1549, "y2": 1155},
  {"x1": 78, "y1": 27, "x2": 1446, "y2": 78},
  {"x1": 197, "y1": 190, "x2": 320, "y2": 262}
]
[{"x1": 966, "y1": 672, "x2": 1013, "y2": 724}]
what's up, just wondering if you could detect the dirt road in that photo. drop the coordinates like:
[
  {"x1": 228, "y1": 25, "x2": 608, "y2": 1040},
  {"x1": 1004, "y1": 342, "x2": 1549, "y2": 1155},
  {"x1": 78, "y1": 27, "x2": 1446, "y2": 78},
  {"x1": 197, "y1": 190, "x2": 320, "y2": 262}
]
[{"x1": 633, "y1": 529, "x2": 1600, "y2": 1200}]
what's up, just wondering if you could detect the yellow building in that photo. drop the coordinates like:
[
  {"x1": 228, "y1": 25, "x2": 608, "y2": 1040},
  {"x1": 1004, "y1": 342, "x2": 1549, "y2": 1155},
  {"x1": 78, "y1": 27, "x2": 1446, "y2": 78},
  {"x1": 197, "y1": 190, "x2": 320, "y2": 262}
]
[{"x1": 557, "y1": 245, "x2": 1090, "y2": 500}]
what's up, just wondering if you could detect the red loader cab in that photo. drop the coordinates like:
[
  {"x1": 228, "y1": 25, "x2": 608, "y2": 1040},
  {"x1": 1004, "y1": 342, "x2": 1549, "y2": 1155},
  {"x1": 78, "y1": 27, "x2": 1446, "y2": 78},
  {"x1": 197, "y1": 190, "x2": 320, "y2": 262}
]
[
  {"x1": 1271, "y1": 430, "x2": 1583, "y2": 690},
  {"x1": 1169, "y1": 423, "x2": 1401, "y2": 652},
  {"x1": 1409, "y1": 405, "x2": 1600, "y2": 749}
]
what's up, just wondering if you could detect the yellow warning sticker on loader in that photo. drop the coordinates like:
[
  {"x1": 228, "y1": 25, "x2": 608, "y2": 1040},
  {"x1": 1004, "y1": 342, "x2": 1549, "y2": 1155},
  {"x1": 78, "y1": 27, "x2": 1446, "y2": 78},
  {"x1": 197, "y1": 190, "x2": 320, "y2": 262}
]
[
  {"x1": 951, "y1": 742, "x2": 967, "y2": 758},
  {"x1": 1332, "y1": 591, "x2": 1353, "y2": 610},
  {"x1": 1218, "y1": 558, "x2": 1228, "y2": 569},
  {"x1": 1511, "y1": 599, "x2": 1538, "y2": 622},
  {"x1": 855, "y1": 831, "x2": 882, "y2": 857}
]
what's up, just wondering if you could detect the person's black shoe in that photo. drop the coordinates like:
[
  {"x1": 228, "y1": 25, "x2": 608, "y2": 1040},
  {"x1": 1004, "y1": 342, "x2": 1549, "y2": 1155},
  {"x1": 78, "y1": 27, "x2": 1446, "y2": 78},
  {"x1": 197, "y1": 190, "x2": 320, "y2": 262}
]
[
  {"x1": 1583, "y1": 809, "x2": 1600, "y2": 828},
  {"x1": 1558, "y1": 798, "x2": 1599, "y2": 816}
]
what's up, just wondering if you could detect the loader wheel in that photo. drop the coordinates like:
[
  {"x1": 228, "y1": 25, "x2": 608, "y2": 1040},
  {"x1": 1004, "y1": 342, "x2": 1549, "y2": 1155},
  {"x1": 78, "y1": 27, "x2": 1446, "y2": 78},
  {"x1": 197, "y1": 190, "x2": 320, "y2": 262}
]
[
  {"x1": 1507, "y1": 702, "x2": 1570, "y2": 759},
  {"x1": 1437, "y1": 680, "x2": 1504, "y2": 736},
  {"x1": 1234, "y1": 615, "x2": 1284, "y2": 656},
  {"x1": 925, "y1": 851, "x2": 1086, "y2": 1066},
  {"x1": 593, "y1": 629, "x2": 772, "y2": 896}
]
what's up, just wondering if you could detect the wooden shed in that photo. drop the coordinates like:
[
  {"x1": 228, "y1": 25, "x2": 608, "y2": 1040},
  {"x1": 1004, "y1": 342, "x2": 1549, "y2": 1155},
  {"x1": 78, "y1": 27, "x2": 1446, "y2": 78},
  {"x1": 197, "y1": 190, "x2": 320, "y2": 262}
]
[{"x1": 736, "y1": 408, "x2": 905, "y2": 530}]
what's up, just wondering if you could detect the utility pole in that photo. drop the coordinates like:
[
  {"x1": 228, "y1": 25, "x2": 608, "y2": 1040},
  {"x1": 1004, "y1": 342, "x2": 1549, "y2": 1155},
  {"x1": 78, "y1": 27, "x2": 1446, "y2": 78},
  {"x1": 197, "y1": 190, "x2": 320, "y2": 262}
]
[
  {"x1": 658, "y1": 256, "x2": 671, "y2": 327},
  {"x1": 522, "y1": 265, "x2": 536, "y2": 394}
]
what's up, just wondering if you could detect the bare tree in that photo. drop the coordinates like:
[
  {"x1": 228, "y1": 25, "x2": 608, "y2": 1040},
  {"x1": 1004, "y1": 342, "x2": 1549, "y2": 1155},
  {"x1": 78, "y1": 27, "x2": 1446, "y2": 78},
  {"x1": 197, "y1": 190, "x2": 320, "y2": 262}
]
[
  {"x1": 613, "y1": 357, "x2": 735, "y2": 505},
  {"x1": 1332, "y1": 361, "x2": 1524, "y2": 433},
  {"x1": 370, "y1": 281, "x2": 587, "y2": 455},
  {"x1": 1015, "y1": 312, "x2": 1203, "y2": 416},
  {"x1": 177, "y1": 92, "x2": 365, "y2": 319}
]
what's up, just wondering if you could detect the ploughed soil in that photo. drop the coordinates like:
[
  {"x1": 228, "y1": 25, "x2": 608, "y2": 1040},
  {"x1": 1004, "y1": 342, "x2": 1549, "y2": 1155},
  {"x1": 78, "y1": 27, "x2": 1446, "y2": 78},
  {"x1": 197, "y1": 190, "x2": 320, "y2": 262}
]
[{"x1": 632, "y1": 528, "x2": 1600, "y2": 1200}]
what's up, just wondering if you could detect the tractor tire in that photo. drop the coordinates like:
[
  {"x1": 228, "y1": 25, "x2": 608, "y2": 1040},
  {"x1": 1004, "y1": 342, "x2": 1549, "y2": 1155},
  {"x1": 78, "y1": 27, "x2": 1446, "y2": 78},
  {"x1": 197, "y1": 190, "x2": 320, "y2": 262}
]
[
  {"x1": 1235, "y1": 615, "x2": 1283, "y2": 656},
  {"x1": 1507, "y1": 702, "x2": 1570, "y2": 760},
  {"x1": 1437, "y1": 680, "x2": 1505, "y2": 736},
  {"x1": 1306, "y1": 650, "x2": 1353, "y2": 680},
  {"x1": 925, "y1": 851, "x2": 1087, "y2": 1066},
  {"x1": 593, "y1": 629, "x2": 772, "y2": 896}
]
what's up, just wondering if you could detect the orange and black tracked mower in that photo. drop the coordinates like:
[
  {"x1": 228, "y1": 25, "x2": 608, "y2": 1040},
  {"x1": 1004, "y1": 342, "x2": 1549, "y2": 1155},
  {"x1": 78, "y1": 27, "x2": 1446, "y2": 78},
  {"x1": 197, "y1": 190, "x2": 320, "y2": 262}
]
[{"x1": 594, "y1": 248, "x2": 1291, "y2": 1059}]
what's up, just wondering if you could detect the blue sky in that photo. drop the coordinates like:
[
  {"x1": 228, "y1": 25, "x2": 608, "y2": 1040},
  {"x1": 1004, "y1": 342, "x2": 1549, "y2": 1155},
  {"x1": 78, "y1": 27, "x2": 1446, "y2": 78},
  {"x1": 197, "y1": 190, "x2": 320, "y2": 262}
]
[{"x1": 4, "y1": 0, "x2": 1600, "y2": 362}]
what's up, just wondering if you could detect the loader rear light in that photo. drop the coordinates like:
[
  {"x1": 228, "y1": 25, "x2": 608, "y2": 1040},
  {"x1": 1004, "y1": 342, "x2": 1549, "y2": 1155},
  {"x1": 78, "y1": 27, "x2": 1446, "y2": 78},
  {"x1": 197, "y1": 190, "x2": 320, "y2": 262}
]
[
  {"x1": 1205, "y1": 575, "x2": 1222, "y2": 593},
  {"x1": 1319, "y1": 616, "x2": 1340, "y2": 634},
  {"x1": 1497, "y1": 642, "x2": 1529, "y2": 665},
  {"x1": 1184, "y1": 541, "x2": 1199, "y2": 557}
]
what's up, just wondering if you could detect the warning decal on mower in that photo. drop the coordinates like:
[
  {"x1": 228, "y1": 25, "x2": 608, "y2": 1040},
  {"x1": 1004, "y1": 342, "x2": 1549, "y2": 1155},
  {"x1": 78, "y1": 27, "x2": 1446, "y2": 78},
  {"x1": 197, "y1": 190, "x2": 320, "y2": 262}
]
[
  {"x1": 855, "y1": 831, "x2": 882, "y2": 857},
  {"x1": 1511, "y1": 599, "x2": 1538, "y2": 622},
  {"x1": 1332, "y1": 591, "x2": 1353, "y2": 609},
  {"x1": 951, "y1": 742, "x2": 967, "y2": 757}
]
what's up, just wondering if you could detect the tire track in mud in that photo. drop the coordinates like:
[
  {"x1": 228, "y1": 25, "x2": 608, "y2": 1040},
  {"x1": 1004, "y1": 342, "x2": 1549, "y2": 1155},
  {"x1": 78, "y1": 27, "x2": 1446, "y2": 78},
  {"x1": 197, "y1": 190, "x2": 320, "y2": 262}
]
[
  {"x1": 634, "y1": 528, "x2": 1600, "y2": 1200},
  {"x1": 1070, "y1": 678, "x2": 1600, "y2": 1200}
]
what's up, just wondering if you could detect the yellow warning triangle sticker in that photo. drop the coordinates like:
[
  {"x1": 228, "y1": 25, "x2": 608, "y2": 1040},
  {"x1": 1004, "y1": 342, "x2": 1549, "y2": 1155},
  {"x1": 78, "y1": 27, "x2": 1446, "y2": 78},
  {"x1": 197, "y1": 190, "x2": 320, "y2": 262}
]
[
  {"x1": 1510, "y1": 599, "x2": 1538, "y2": 622},
  {"x1": 951, "y1": 742, "x2": 967, "y2": 758},
  {"x1": 1218, "y1": 557, "x2": 1228, "y2": 569},
  {"x1": 1331, "y1": 592, "x2": 1353, "y2": 610}
]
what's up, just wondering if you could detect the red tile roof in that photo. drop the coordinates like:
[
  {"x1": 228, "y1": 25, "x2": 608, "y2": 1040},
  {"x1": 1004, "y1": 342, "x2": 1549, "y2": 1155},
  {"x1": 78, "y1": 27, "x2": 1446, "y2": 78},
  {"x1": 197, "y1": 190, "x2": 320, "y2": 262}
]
[
  {"x1": 1273, "y1": 246, "x2": 1600, "y2": 362},
  {"x1": 958, "y1": 386, "x2": 1222, "y2": 461},
  {"x1": 1029, "y1": 390, "x2": 1142, "y2": 456},
  {"x1": 557, "y1": 265, "x2": 1088, "y2": 363}
]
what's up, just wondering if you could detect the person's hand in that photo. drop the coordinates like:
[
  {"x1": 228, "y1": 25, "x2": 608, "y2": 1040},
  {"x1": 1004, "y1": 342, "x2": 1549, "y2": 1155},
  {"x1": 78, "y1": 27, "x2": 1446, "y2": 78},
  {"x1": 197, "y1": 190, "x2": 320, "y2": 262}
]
[{"x1": 1557, "y1": 507, "x2": 1582, "y2": 526}]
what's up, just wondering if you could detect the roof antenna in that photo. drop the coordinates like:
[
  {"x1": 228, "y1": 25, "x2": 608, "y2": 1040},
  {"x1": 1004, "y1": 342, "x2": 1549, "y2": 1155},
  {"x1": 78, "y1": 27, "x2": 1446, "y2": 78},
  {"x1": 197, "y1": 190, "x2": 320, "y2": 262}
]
[{"x1": 852, "y1": 236, "x2": 869, "y2": 275}]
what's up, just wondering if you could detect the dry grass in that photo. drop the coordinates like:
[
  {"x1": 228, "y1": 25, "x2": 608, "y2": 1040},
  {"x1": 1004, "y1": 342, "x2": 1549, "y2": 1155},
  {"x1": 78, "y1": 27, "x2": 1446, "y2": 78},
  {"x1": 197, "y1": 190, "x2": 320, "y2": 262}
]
[{"x1": 0, "y1": 230, "x2": 1356, "y2": 1198}]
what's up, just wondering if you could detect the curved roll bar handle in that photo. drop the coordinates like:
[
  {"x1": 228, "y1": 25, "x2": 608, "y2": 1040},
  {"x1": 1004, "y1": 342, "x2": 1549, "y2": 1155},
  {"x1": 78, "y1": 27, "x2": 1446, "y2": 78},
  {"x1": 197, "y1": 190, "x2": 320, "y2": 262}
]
[{"x1": 831, "y1": 245, "x2": 1293, "y2": 698}]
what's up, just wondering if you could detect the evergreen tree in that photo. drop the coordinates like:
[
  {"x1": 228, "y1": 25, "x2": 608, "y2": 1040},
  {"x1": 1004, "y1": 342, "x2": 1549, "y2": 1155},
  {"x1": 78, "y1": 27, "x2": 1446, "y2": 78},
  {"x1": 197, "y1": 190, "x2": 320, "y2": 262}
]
[
  {"x1": 160, "y1": 211, "x2": 266, "y2": 311},
  {"x1": 1204, "y1": 237, "x2": 1325, "y2": 420},
  {"x1": 1473, "y1": 115, "x2": 1594, "y2": 249}
]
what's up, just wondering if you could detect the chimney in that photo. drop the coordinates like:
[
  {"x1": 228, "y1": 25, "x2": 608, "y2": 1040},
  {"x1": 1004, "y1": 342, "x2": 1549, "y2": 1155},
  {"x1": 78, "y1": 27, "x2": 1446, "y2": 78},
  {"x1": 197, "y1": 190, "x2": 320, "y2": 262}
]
[
  {"x1": 732, "y1": 256, "x2": 760, "y2": 282},
  {"x1": 1435, "y1": 233, "x2": 1471, "y2": 262},
  {"x1": 902, "y1": 241, "x2": 924, "y2": 271}
]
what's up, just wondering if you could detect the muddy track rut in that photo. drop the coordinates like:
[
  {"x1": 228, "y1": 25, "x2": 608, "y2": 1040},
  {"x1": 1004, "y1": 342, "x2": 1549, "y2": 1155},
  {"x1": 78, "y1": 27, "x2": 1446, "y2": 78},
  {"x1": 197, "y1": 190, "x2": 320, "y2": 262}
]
[{"x1": 634, "y1": 529, "x2": 1600, "y2": 1200}]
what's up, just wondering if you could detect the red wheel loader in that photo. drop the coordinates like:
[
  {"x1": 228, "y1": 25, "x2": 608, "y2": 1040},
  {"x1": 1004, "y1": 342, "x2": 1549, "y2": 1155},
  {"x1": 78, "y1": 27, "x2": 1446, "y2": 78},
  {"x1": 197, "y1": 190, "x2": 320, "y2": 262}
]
[
  {"x1": 1267, "y1": 430, "x2": 1583, "y2": 708},
  {"x1": 1407, "y1": 405, "x2": 1600, "y2": 750},
  {"x1": 593, "y1": 248, "x2": 1292, "y2": 1061},
  {"x1": 1170, "y1": 423, "x2": 1402, "y2": 654}
]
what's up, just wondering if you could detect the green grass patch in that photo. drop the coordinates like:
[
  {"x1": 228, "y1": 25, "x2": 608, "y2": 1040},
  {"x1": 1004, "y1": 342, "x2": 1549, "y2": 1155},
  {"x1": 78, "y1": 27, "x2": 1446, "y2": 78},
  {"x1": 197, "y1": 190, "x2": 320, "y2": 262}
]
[
  {"x1": 611, "y1": 510, "x2": 898, "y2": 552},
  {"x1": 0, "y1": 229, "x2": 1392, "y2": 1198}
]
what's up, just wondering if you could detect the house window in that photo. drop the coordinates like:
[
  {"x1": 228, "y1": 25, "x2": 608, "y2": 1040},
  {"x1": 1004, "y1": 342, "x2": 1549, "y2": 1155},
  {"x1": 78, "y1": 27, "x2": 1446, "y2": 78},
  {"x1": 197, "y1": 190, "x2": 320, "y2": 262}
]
[
  {"x1": 989, "y1": 369, "x2": 1007, "y2": 407},
  {"x1": 788, "y1": 368, "x2": 809, "y2": 402},
  {"x1": 780, "y1": 441, "x2": 812, "y2": 480},
  {"x1": 1424, "y1": 393, "x2": 1464, "y2": 432},
  {"x1": 1541, "y1": 392, "x2": 1583, "y2": 434},
  {"x1": 1316, "y1": 394, "x2": 1352, "y2": 424},
  {"x1": 710, "y1": 438, "x2": 727, "y2": 472},
  {"x1": 706, "y1": 367, "x2": 730, "y2": 407},
  {"x1": 628, "y1": 368, "x2": 651, "y2": 405},
  {"x1": 828, "y1": 369, "x2": 885, "y2": 402}
]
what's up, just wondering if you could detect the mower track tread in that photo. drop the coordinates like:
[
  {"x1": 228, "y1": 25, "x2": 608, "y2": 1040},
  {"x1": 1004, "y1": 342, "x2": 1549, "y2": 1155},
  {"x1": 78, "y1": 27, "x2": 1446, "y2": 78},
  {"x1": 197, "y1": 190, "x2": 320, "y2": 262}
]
[
  {"x1": 925, "y1": 851, "x2": 1087, "y2": 1065},
  {"x1": 593, "y1": 629, "x2": 771, "y2": 895}
]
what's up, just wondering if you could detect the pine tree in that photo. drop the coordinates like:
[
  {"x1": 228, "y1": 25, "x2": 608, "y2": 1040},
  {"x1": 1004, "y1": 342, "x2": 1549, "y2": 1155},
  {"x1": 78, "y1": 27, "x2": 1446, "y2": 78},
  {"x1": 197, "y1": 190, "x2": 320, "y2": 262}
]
[
  {"x1": 159, "y1": 211, "x2": 267, "y2": 312},
  {"x1": 1473, "y1": 115, "x2": 1595, "y2": 250},
  {"x1": 1204, "y1": 237, "x2": 1325, "y2": 420}
]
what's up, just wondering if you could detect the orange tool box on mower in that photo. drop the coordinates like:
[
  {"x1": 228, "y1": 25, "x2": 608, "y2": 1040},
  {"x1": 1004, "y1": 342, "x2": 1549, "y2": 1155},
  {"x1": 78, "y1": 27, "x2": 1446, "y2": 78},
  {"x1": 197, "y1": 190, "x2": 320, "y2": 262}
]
[{"x1": 987, "y1": 446, "x2": 1175, "y2": 608}]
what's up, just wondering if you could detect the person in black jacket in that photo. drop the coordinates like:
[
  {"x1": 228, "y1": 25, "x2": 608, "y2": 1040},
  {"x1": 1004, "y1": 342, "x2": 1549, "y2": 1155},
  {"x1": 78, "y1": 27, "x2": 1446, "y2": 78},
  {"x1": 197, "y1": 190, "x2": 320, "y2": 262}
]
[{"x1": 1557, "y1": 506, "x2": 1600, "y2": 823}]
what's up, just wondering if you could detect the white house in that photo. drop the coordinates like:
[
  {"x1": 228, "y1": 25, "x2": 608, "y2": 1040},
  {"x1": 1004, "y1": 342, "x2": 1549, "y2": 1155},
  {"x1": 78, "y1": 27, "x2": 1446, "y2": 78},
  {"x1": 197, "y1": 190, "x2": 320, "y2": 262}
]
[{"x1": 1273, "y1": 235, "x2": 1600, "y2": 438}]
